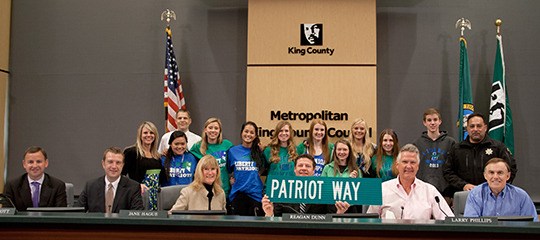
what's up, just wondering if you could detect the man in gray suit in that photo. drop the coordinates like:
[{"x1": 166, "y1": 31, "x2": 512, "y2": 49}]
[
  {"x1": 78, "y1": 147, "x2": 143, "y2": 213},
  {"x1": 4, "y1": 146, "x2": 67, "y2": 211}
]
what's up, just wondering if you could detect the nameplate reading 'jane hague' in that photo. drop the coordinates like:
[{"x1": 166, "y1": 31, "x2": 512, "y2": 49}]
[
  {"x1": 282, "y1": 213, "x2": 332, "y2": 222},
  {"x1": 444, "y1": 217, "x2": 498, "y2": 224},
  {"x1": 119, "y1": 210, "x2": 168, "y2": 218},
  {"x1": 0, "y1": 208, "x2": 16, "y2": 215},
  {"x1": 266, "y1": 176, "x2": 382, "y2": 205}
]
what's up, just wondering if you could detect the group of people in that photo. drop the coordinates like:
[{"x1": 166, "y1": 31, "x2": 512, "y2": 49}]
[{"x1": 2, "y1": 108, "x2": 537, "y2": 221}]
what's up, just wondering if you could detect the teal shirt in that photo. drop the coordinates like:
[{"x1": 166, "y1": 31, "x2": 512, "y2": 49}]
[
  {"x1": 321, "y1": 161, "x2": 361, "y2": 178},
  {"x1": 370, "y1": 154, "x2": 396, "y2": 182},
  {"x1": 190, "y1": 139, "x2": 234, "y2": 196},
  {"x1": 263, "y1": 146, "x2": 295, "y2": 177}
]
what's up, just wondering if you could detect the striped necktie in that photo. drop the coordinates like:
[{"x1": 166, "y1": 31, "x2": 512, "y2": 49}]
[{"x1": 299, "y1": 203, "x2": 307, "y2": 214}]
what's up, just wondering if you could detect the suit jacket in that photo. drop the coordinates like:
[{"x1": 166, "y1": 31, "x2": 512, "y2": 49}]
[
  {"x1": 273, "y1": 202, "x2": 328, "y2": 216},
  {"x1": 3, "y1": 173, "x2": 67, "y2": 211},
  {"x1": 170, "y1": 185, "x2": 226, "y2": 211},
  {"x1": 77, "y1": 175, "x2": 143, "y2": 213}
]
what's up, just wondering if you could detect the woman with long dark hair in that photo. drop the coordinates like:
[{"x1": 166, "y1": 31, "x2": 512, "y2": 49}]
[
  {"x1": 227, "y1": 121, "x2": 267, "y2": 216},
  {"x1": 160, "y1": 131, "x2": 198, "y2": 186}
]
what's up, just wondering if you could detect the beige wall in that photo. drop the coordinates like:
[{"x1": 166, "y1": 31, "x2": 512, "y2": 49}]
[
  {"x1": 247, "y1": 0, "x2": 377, "y2": 145},
  {"x1": 0, "y1": 0, "x2": 11, "y2": 192}
]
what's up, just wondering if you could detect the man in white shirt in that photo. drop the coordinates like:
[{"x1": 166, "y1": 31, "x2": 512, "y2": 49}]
[
  {"x1": 158, "y1": 110, "x2": 201, "y2": 154},
  {"x1": 367, "y1": 144, "x2": 454, "y2": 220}
]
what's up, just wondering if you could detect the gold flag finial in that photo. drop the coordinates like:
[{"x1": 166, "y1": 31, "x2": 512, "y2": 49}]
[
  {"x1": 495, "y1": 19, "x2": 502, "y2": 36},
  {"x1": 161, "y1": 9, "x2": 176, "y2": 26}
]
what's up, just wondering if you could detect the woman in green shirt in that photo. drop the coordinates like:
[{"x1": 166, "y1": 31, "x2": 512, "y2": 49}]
[
  {"x1": 370, "y1": 129, "x2": 399, "y2": 182},
  {"x1": 263, "y1": 121, "x2": 298, "y2": 177},
  {"x1": 322, "y1": 139, "x2": 359, "y2": 178}
]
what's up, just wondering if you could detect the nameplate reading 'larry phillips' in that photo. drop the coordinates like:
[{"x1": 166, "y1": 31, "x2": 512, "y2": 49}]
[{"x1": 266, "y1": 176, "x2": 382, "y2": 206}]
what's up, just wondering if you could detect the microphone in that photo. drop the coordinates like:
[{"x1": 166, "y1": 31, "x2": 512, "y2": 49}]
[
  {"x1": 435, "y1": 196, "x2": 449, "y2": 217},
  {"x1": 400, "y1": 206, "x2": 404, "y2": 219},
  {"x1": 0, "y1": 193, "x2": 16, "y2": 209},
  {"x1": 254, "y1": 206, "x2": 260, "y2": 216}
]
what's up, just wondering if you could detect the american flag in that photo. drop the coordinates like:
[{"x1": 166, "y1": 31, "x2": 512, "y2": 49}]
[{"x1": 164, "y1": 26, "x2": 186, "y2": 132}]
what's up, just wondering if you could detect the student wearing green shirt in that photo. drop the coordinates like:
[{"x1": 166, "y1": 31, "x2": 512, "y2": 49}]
[
  {"x1": 263, "y1": 121, "x2": 297, "y2": 177},
  {"x1": 370, "y1": 129, "x2": 399, "y2": 182},
  {"x1": 190, "y1": 118, "x2": 233, "y2": 201},
  {"x1": 322, "y1": 139, "x2": 359, "y2": 178}
]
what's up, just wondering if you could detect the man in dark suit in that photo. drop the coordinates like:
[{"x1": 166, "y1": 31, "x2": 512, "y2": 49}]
[
  {"x1": 77, "y1": 147, "x2": 143, "y2": 213},
  {"x1": 262, "y1": 154, "x2": 350, "y2": 216},
  {"x1": 3, "y1": 146, "x2": 67, "y2": 211}
]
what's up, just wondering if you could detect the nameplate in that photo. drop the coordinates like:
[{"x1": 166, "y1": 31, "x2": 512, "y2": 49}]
[
  {"x1": 0, "y1": 208, "x2": 16, "y2": 215},
  {"x1": 266, "y1": 176, "x2": 382, "y2": 205},
  {"x1": 282, "y1": 213, "x2": 332, "y2": 222},
  {"x1": 445, "y1": 217, "x2": 498, "y2": 224},
  {"x1": 119, "y1": 210, "x2": 168, "y2": 218}
]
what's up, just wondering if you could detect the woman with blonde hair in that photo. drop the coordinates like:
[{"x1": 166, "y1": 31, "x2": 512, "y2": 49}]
[
  {"x1": 190, "y1": 117, "x2": 233, "y2": 198},
  {"x1": 122, "y1": 121, "x2": 165, "y2": 210},
  {"x1": 169, "y1": 155, "x2": 226, "y2": 211},
  {"x1": 370, "y1": 129, "x2": 399, "y2": 182},
  {"x1": 349, "y1": 118, "x2": 376, "y2": 177},
  {"x1": 297, "y1": 119, "x2": 334, "y2": 176},
  {"x1": 263, "y1": 121, "x2": 297, "y2": 177}
]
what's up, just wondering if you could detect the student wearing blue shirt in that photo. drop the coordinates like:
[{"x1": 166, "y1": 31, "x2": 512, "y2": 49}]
[
  {"x1": 464, "y1": 158, "x2": 537, "y2": 221},
  {"x1": 160, "y1": 131, "x2": 198, "y2": 186},
  {"x1": 297, "y1": 119, "x2": 334, "y2": 176},
  {"x1": 227, "y1": 121, "x2": 267, "y2": 216}
]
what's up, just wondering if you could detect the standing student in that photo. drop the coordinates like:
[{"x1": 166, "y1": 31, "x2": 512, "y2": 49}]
[
  {"x1": 370, "y1": 129, "x2": 399, "y2": 182},
  {"x1": 263, "y1": 121, "x2": 297, "y2": 177},
  {"x1": 3, "y1": 146, "x2": 67, "y2": 211},
  {"x1": 297, "y1": 119, "x2": 334, "y2": 176},
  {"x1": 160, "y1": 131, "x2": 198, "y2": 186},
  {"x1": 190, "y1": 117, "x2": 234, "y2": 198},
  {"x1": 322, "y1": 139, "x2": 359, "y2": 178},
  {"x1": 413, "y1": 108, "x2": 456, "y2": 203},
  {"x1": 122, "y1": 121, "x2": 165, "y2": 210},
  {"x1": 349, "y1": 118, "x2": 376, "y2": 178},
  {"x1": 227, "y1": 121, "x2": 267, "y2": 216}
]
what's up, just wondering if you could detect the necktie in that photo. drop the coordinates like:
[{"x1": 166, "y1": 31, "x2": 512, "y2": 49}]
[
  {"x1": 299, "y1": 203, "x2": 306, "y2": 214},
  {"x1": 31, "y1": 182, "x2": 40, "y2": 207},
  {"x1": 105, "y1": 183, "x2": 114, "y2": 213}
]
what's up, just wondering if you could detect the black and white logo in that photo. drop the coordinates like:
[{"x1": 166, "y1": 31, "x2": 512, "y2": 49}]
[
  {"x1": 488, "y1": 81, "x2": 505, "y2": 130},
  {"x1": 301, "y1": 23, "x2": 323, "y2": 45}
]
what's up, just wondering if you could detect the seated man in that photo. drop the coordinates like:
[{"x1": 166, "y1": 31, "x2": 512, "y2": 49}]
[
  {"x1": 3, "y1": 146, "x2": 67, "y2": 211},
  {"x1": 77, "y1": 147, "x2": 143, "y2": 213},
  {"x1": 367, "y1": 144, "x2": 454, "y2": 220},
  {"x1": 262, "y1": 154, "x2": 350, "y2": 216},
  {"x1": 464, "y1": 158, "x2": 537, "y2": 221}
]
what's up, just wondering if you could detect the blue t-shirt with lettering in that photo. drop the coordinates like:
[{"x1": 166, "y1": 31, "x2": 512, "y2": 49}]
[
  {"x1": 227, "y1": 145, "x2": 264, "y2": 202},
  {"x1": 160, "y1": 152, "x2": 197, "y2": 186}
]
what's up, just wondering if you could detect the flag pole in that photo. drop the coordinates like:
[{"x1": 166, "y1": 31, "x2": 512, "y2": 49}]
[
  {"x1": 161, "y1": 9, "x2": 177, "y2": 132},
  {"x1": 455, "y1": 18, "x2": 473, "y2": 140}
]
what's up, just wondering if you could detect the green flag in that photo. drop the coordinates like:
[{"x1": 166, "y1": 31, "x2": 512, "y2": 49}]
[
  {"x1": 488, "y1": 35, "x2": 514, "y2": 154},
  {"x1": 458, "y1": 37, "x2": 474, "y2": 140}
]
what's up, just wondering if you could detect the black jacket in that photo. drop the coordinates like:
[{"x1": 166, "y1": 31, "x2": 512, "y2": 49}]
[{"x1": 443, "y1": 135, "x2": 517, "y2": 193}]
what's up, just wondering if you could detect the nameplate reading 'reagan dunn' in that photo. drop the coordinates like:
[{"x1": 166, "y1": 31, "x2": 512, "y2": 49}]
[
  {"x1": 0, "y1": 208, "x2": 16, "y2": 215},
  {"x1": 282, "y1": 213, "x2": 332, "y2": 222},
  {"x1": 444, "y1": 217, "x2": 497, "y2": 225},
  {"x1": 119, "y1": 210, "x2": 168, "y2": 218}
]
